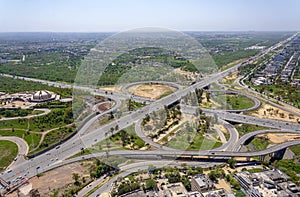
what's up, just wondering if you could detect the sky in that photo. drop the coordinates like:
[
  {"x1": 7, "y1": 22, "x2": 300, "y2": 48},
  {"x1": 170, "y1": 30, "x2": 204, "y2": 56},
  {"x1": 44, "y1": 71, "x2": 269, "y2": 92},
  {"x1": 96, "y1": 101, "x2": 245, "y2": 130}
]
[{"x1": 0, "y1": 0, "x2": 300, "y2": 32}]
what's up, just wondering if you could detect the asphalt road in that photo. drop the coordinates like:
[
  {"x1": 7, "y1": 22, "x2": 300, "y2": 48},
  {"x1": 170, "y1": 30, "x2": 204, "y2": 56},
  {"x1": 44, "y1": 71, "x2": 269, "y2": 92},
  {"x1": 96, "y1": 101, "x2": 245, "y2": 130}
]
[
  {"x1": 233, "y1": 129, "x2": 300, "y2": 152},
  {"x1": 0, "y1": 32, "x2": 299, "y2": 193}
]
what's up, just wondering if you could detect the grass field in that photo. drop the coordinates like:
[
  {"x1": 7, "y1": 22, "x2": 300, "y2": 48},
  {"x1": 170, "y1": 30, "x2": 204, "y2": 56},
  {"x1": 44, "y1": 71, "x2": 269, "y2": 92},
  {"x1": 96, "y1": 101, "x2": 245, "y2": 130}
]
[
  {"x1": 226, "y1": 95, "x2": 255, "y2": 110},
  {"x1": 0, "y1": 119, "x2": 28, "y2": 130},
  {"x1": 290, "y1": 146, "x2": 300, "y2": 156},
  {"x1": 234, "y1": 124, "x2": 270, "y2": 136},
  {"x1": 0, "y1": 140, "x2": 18, "y2": 171},
  {"x1": 249, "y1": 137, "x2": 269, "y2": 151},
  {"x1": 167, "y1": 130, "x2": 222, "y2": 150},
  {"x1": 0, "y1": 129, "x2": 41, "y2": 151}
]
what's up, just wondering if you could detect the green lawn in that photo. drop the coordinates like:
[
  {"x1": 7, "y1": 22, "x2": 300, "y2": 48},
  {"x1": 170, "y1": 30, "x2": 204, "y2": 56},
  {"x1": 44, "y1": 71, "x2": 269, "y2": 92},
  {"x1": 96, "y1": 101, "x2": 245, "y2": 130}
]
[
  {"x1": 249, "y1": 137, "x2": 269, "y2": 151},
  {"x1": 0, "y1": 129, "x2": 41, "y2": 151},
  {"x1": 0, "y1": 119, "x2": 28, "y2": 130},
  {"x1": 167, "y1": 130, "x2": 222, "y2": 150},
  {"x1": 226, "y1": 95, "x2": 255, "y2": 110},
  {"x1": 0, "y1": 140, "x2": 18, "y2": 171}
]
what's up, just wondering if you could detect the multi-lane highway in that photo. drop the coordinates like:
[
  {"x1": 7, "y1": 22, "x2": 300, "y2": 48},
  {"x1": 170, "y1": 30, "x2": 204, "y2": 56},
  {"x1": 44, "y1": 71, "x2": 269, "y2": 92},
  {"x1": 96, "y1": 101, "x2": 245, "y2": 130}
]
[{"x1": 0, "y1": 32, "x2": 299, "y2": 196}]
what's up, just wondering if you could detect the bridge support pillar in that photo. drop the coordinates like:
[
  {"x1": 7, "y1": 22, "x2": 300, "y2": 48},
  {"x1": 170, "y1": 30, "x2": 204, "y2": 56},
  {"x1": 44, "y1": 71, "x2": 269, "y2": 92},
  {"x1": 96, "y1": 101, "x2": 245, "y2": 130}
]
[{"x1": 259, "y1": 155, "x2": 266, "y2": 162}]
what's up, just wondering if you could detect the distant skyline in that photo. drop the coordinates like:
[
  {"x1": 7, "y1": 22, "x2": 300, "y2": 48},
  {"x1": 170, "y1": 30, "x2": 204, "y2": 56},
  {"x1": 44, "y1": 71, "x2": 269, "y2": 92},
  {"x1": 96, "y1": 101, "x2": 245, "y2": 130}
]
[{"x1": 1, "y1": 0, "x2": 300, "y2": 32}]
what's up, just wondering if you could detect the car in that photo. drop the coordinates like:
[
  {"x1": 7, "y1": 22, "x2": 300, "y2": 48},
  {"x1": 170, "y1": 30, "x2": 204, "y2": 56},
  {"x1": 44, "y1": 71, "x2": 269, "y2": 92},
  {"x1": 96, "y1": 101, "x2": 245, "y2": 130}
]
[
  {"x1": 13, "y1": 157, "x2": 17, "y2": 161},
  {"x1": 6, "y1": 169, "x2": 12, "y2": 173},
  {"x1": 36, "y1": 166, "x2": 40, "y2": 170},
  {"x1": 46, "y1": 153, "x2": 51, "y2": 155},
  {"x1": 56, "y1": 145, "x2": 60, "y2": 149}
]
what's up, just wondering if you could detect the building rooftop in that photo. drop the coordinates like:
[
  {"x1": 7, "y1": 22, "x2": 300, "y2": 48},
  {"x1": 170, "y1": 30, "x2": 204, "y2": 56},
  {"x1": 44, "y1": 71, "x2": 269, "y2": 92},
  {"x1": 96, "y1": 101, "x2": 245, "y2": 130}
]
[{"x1": 163, "y1": 182, "x2": 188, "y2": 197}]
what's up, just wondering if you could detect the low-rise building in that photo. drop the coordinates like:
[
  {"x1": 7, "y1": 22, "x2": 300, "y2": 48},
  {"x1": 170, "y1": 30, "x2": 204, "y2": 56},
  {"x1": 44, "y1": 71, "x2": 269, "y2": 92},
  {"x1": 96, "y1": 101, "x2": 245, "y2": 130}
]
[
  {"x1": 191, "y1": 174, "x2": 214, "y2": 193},
  {"x1": 163, "y1": 182, "x2": 189, "y2": 197},
  {"x1": 235, "y1": 169, "x2": 300, "y2": 197}
]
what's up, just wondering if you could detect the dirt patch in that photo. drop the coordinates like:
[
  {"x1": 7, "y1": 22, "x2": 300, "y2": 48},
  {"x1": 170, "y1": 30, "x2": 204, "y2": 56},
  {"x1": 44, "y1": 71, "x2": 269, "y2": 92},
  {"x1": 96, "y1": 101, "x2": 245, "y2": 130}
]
[
  {"x1": 8, "y1": 161, "x2": 93, "y2": 197},
  {"x1": 257, "y1": 133, "x2": 300, "y2": 144},
  {"x1": 128, "y1": 84, "x2": 176, "y2": 100},
  {"x1": 214, "y1": 124, "x2": 228, "y2": 135},
  {"x1": 215, "y1": 179, "x2": 232, "y2": 193},
  {"x1": 2, "y1": 100, "x2": 34, "y2": 108},
  {"x1": 201, "y1": 92, "x2": 222, "y2": 109},
  {"x1": 173, "y1": 68, "x2": 199, "y2": 81},
  {"x1": 99, "y1": 85, "x2": 123, "y2": 93},
  {"x1": 249, "y1": 103, "x2": 300, "y2": 123},
  {"x1": 221, "y1": 70, "x2": 238, "y2": 83},
  {"x1": 98, "y1": 102, "x2": 112, "y2": 113}
]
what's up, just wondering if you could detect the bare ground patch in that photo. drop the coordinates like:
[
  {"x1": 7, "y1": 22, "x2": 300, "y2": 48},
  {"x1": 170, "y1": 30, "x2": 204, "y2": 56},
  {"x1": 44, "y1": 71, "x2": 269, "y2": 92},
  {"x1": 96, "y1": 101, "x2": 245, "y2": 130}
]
[
  {"x1": 99, "y1": 85, "x2": 123, "y2": 93},
  {"x1": 257, "y1": 133, "x2": 300, "y2": 144},
  {"x1": 8, "y1": 161, "x2": 93, "y2": 197},
  {"x1": 249, "y1": 103, "x2": 300, "y2": 123},
  {"x1": 128, "y1": 84, "x2": 176, "y2": 100}
]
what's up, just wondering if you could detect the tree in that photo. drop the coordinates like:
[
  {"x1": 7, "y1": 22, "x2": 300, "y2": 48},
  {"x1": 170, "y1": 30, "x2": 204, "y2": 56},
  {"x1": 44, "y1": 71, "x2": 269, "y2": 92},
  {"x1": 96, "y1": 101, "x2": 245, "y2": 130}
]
[
  {"x1": 29, "y1": 189, "x2": 40, "y2": 197},
  {"x1": 228, "y1": 158, "x2": 237, "y2": 169},
  {"x1": 206, "y1": 92, "x2": 211, "y2": 102},
  {"x1": 148, "y1": 165, "x2": 156, "y2": 174},
  {"x1": 72, "y1": 173, "x2": 80, "y2": 186},
  {"x1": 196, "y1": 166, "x2": 203, "y2": 174},
  {"x1": 144, "y1": 179, "x2": 157, "y2": 190},
  {"x1": 80, "y1": 147, "x2": 85, "y2": 155}
]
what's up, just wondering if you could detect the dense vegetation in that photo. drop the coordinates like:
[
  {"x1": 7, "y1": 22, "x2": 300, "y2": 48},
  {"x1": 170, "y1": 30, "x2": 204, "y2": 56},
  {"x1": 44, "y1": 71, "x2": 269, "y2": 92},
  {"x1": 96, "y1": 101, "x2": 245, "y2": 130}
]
[
  {"x1": 0, "y1": 51, "x2": 81, "y2": 83},
  {"x1": 195, "y1": 31, "x2": 292, "y2": 68},
  {"x1": 0, "y1": 108, "x2": 40, "y2": 118},
  {"x1": 0, "y1": 75, "x2": 72, "y2": 98},
  {"x1": 34, "y1": 126, "x2": 75, "y2": 154},
  {"x1": 213, "y1": 50, "x2": 259, "y2": 68},
  {"x1": 272, "y1": 159, "x2": 300, "y2": 184},
  {"x1": 253, "y1": 83, "x2": 300, "y2": 107},
  {"x1": 0, "y1": 102, "x2": 74, "y2": 152},
  {"x1": 98, "y1": 47, "x2": 198, "y2": 86}
]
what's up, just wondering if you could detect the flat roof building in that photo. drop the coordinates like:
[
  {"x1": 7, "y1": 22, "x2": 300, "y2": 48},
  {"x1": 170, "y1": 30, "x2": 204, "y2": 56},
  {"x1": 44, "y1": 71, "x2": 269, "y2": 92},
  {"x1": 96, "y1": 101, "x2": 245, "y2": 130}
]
[{"x1": 163, "y1": 182, "x2": 188, "y2": 197}]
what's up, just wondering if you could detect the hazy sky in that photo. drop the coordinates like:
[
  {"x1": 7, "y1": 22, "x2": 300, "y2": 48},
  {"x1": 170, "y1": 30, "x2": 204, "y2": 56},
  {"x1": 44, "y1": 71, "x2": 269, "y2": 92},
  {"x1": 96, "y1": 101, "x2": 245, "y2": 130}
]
[{"x1": 1, "y1": 0, "x2": 300, "y2": 32}]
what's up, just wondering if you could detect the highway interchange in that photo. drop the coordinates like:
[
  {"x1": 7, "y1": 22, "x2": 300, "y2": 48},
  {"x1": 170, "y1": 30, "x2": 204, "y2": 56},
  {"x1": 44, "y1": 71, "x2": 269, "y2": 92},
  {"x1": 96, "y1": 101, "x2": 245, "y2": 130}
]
[{"x1": 0, "y1": 32, "x2": 300, "y2": 196}]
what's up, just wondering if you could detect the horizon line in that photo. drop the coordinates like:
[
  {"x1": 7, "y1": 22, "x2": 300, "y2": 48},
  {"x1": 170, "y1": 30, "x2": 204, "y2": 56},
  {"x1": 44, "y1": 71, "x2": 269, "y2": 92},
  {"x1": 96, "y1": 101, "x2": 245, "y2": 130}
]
[{"x1": 0, "y1": 30, "x2": 299, "y2": 34}]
